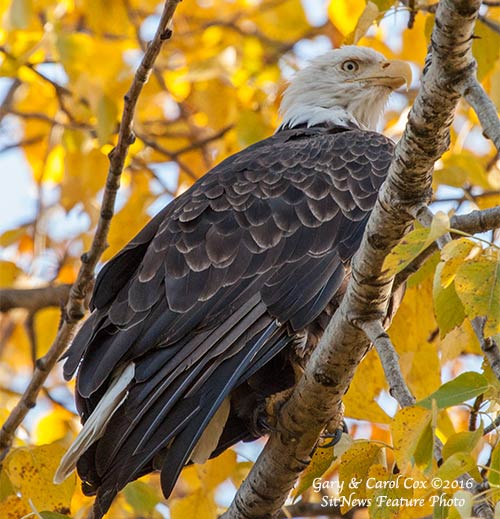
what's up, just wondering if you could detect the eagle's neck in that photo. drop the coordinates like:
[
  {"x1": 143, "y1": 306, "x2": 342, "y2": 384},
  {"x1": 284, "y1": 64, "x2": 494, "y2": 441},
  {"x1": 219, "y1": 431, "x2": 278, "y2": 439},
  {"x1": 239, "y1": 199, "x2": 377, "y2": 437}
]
[{"x1": 277, "y1": 106, "x2": 363, "y2": 132}]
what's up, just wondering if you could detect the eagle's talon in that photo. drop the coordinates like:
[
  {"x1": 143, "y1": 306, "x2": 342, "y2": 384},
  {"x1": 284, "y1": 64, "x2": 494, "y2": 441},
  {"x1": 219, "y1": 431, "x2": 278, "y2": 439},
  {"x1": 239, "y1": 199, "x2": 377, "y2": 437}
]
[
  {"x1": 319, "y1": 420, "x2": 348, "y2": 448},
  {"x1": 250, "y1": 388, "x2": 295, "y2": 436}
]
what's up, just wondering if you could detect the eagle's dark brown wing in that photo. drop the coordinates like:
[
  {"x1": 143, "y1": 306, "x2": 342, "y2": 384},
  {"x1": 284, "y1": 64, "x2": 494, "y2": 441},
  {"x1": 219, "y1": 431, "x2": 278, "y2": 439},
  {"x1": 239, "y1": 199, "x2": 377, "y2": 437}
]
[{"x1": 62, "y1": 125, "x2": 393, "y2": 516}]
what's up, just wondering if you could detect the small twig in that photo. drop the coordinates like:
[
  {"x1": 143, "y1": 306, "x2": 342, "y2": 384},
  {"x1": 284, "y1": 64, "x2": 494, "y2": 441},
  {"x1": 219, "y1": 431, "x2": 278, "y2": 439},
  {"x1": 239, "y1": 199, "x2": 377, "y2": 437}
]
[
  {"x1": 0, "y1": 0, "x2": 181, "y2": 462},
  {"x1": 484, "y1": 415, "x2": 500, "y2": 435},
  {"x1": 469, "y1": 394, "x2": 484, "y2": 431},
  {"x1": 25, "y1": 312, "x2": 38, "y2": 368},
  {"x1": 358, "y1": 320, "x2": 415, "y2": 407},
  {"x1": 0, "y1": 135, "x2": 45, "y2": 154},
  {"x1": 136, "y1": 131, "x2": 199, "y2": 180}
]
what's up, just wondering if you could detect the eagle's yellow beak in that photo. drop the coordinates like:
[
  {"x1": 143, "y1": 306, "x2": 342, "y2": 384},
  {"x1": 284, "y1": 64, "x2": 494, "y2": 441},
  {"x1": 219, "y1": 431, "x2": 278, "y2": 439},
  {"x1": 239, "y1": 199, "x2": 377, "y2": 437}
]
[{"x1": 359, "y1": 60, "x2": 413, "y2": 90}]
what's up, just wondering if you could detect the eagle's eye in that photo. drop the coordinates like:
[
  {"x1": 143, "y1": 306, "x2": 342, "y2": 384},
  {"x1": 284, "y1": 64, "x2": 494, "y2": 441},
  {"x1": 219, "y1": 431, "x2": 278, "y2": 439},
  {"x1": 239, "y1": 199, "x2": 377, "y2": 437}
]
[{"x1": 341, "y1": 60, "x2": 359, "y2": 73}]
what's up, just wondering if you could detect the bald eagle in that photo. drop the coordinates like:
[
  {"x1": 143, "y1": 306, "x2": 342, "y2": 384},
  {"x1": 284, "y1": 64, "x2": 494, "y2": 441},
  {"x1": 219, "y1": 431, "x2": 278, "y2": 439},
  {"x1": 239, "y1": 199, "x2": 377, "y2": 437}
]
[{"x1": 55, "y1": 46, "x2": 411, "y2": 517}]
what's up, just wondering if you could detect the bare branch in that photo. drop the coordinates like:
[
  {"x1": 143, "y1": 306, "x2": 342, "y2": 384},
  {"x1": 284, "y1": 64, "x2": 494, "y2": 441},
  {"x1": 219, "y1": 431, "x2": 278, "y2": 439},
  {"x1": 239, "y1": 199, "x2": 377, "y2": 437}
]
[
  {"x1": 359, "y1": 321, "x2": 415, "y2": 407},
  {"x1": 0, "y1": 284, "x2": 72, "y2": 313},
  {"x1": 0, "y1": 0, "x2": 181, "y2": 461},
  {"x1": 451, "y1": 206, "x2": 500, "y2": 235},
  {"x1": 460, "y1": 76, "x2": 500, "y2": 152},
  {"x1": 222, "y1": 1, "x2": 482, "y2": 517}
]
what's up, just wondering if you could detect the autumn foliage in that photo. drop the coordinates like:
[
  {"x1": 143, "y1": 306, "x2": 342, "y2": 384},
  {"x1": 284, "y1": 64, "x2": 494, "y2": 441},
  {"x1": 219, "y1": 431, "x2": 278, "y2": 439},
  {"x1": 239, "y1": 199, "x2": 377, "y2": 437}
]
[{"x1": 0, "y1": 1, "x2": 499, "y2": 518}]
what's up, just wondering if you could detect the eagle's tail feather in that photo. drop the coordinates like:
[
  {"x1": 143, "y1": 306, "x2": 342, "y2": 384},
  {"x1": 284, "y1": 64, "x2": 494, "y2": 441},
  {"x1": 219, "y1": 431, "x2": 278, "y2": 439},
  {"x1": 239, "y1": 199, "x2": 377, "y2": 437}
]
[{"x1": 53, "y1": 363, "x2": 135, "y2": 484}]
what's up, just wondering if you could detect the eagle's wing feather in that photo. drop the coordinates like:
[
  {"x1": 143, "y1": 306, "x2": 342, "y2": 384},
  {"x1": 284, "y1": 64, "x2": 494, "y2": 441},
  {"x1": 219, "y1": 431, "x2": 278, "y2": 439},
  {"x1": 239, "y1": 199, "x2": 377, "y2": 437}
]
[{"x1": 62, "y1": 126, "x2": 393, "y2": 514}]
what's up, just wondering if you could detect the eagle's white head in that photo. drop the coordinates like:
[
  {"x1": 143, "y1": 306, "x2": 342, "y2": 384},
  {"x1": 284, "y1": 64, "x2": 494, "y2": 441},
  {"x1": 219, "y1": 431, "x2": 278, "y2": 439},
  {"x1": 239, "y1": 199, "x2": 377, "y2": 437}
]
[{"x1": 280, "y1": 46, "x2": 412, "y2": 131}]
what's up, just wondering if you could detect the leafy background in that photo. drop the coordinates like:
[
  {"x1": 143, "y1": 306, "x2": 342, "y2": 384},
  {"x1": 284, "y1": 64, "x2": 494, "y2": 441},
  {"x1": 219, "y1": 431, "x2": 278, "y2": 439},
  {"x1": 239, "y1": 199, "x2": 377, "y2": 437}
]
[{"x1": 0, "y1": 0, "x2": 499, "y2": 518}]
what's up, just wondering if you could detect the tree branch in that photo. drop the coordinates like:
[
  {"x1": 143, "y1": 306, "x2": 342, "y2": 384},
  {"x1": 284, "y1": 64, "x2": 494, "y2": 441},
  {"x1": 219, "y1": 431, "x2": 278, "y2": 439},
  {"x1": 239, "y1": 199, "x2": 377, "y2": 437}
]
[
  {"x1": 359, "y1": 320, "x2": 415, "y2": 407},
  {"x1": 394, "y1": 206, "x2": 500, "y2": 292},
  {"x1": 471, "y1": 317, "x2": 500, "y2": 379},
  {"x1": 460, "y1": 75, "x2": 500, "y2": 151},
  {"x1": 0, "y1": 284, "x2": 72, "y2": 313},
  {"x1": 0, "y1": 0, "x2": 181, "y2": 461},
  {"x1": 221, "y1": 1, "x2": 482, "y2": 517}
]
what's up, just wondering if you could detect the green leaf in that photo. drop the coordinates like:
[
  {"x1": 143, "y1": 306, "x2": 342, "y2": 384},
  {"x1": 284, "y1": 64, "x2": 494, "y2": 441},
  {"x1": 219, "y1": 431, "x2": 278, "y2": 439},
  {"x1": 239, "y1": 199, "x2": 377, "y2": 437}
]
[
  {"x1": 123, "y1": 480, "x2": 160, "y2": 516},
  {"x1": 442, "y1": 428, "x2": 483, "y2": 460},
  {"x1": 455, "y1": 250, "x2": 500, "y2": 336},
  {"x1": 413, "y1": 420, "x2": 434, "y2": 471},
  {"x1": 437, "y1": 452, "x2": 475, "y2": 481},
  {"x1": 433, "y1": 498, "x2": 450, "y2": 519},
  {"x1": 40, "y1": 512, "x2": 73, "y2": 519},
  {"x1": 417, "y1": 372, "x2": 489, "y2": 409},
  {"x1": 407, "y1": 250, "x2": 440, "y2": 288},
  {"x1": 383, "y1": 212, "x2": 450, "y2": 277},
  {"x1": 488, "y1": 443, "x2": 500, "y2": 487},
  {"x1": 391, "y1": 406, "x2": 432, "y2": 469},
  {"x1": 433, "y1": 262, "x2": 466, "y2": 337},
  {"x1": 453, "y1": 490, "x2": 473, "y2": 519}
]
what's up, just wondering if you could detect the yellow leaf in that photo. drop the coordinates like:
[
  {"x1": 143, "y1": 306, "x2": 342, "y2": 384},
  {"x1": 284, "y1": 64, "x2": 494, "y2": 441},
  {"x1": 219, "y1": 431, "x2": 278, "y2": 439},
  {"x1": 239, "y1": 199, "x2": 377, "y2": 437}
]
[
  {"x1": 440, "y1": 319, "x2": 481, "y2": 364},
  {"x1": 389, "y1": 280, "x2": 441, "y2": 399},
  {"x1": 383, "y1": 212, "x2": 450, "y2": 278},
  {"x1": 34, "y1": 307, "x2": 61, "y2": 357},
  {"x1": 170, "y1": 488, "x2": 217, "y2": 519},
  {"x1": 253, "y1": 0, "x2": 309, "y2": 41},
  {"x1": 34, "y1": 408, "x2": 74, "y2": 445},
  {"x1": 5, "y1": 443, "x2": 75, "y2": 513},
  {"x1": 455, "y1": 249, "x2": 500, "y2": 335},
  {"x1": 440, "y1": 238, "x2": 480, "y2": 288},
  {"x1": 328, "y1": 0, "x2": 367, "y2": 38},
  {"x1": 339, "y1": 441, "x2": 383, "y2": 503},
  {"x1": 196, "y1": 449, "x2": 236, "y2": 491},
  {"x1": 401, "y1": 12, "x2": 430, "y2": 64},
  {"x1": 61, "y1": 131, "x2": 108, "y2": 211},
  {"x1": 346, "y1": 1, "x2": 379, "y2": 45},
  {"x1": 102, "y1": 172, "x2": 153, "y2": 261},
  {"x1": 391, "y1": 406, "x2": 432, "y2": 470},
  {"x1": 343, "y1": 349, "x2": 391, "y2": 423},
  {"x1": 0, "y1": 261, "x2": 22, "y2": 288},
  {"x1": 44, "y1": 145, "x2": 65, "y2": 184},
  {"x1": 292, "y1": 436, "x2": 338, "y2": 499},
  {"x1": 0, "y1": 228, "x2": 26, "y2": 248},
  {"x1": 473, "y1": 20, "x2": 500, "y2": 82},
  {"x1": 0, "y1": 495, "x2": 31, "y2": 519},
  {"x1": 230, "y1": 461, "x2": 253, "y2": 490},
  {"x1": 435, "y1": 152, "x2": 493, "y2": 190}
]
